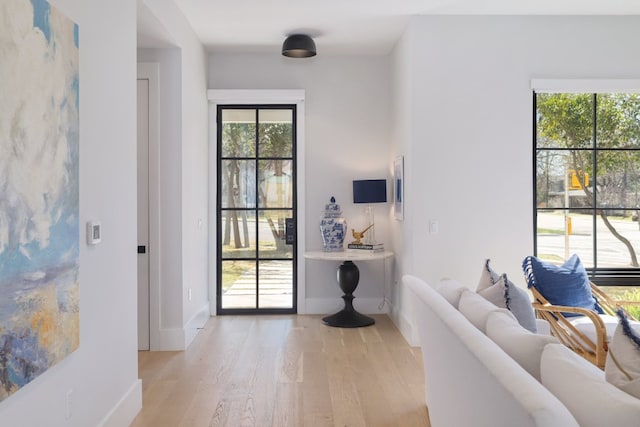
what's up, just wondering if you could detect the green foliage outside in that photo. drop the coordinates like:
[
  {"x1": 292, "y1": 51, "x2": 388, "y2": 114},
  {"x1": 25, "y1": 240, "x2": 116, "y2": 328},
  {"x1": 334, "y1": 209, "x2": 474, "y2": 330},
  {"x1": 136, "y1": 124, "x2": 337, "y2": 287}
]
[
  {"x1": 221, "y1": 261, "x2": 250, "y2": 291},
  {"x1": 536, "y1": 227, "x2": 564, "y2": 235},
  {"x1": 603, "y1": 286, "x2": 640, "y2": 319}
]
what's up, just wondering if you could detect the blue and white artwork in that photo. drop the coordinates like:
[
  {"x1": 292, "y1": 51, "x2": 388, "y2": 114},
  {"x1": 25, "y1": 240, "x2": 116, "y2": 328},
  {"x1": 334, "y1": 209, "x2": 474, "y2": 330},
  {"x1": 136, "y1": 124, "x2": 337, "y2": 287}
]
[{"x1": 0, "y1": 0, "x2": 79, "y2": 401}]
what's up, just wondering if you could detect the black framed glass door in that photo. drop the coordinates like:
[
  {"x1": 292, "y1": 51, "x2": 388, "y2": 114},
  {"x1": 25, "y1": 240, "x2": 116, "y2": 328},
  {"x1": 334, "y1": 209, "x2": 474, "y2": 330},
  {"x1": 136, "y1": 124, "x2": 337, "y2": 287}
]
[{"x1": 217, "y1": 105, "x2": 297, "y2": 313}]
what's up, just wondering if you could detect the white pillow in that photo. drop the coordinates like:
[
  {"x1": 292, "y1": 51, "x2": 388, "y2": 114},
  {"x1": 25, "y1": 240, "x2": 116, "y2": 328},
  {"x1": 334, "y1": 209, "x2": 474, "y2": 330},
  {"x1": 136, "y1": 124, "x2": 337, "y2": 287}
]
[
  {"x1": 486, "y1": 311, "x2": 557, "y2": 381},
  {"x1": 435, "y1": 278, "x2": 467, "y2": 308},
  {"x1": 568, "y1": 314, "x2": 618, "y2": 349},
  {"x1": 458, "y1": 289, "x2": 516, "y2": 334},
  {"x1": 605, "y1": 314, "x2": 640, "y2": 399},
  {"x1": 477, "y1": 258, "x2": 500, "y2": 291},
  {"x1": 478, "y1": 273, "x2": 537, "y2": 333},
  {"x1": 541, "y1": 343, "x2": 640, "y2": 427},
  {"x1": 536, "y1": 318, "x2": 551, "y2": 336}
]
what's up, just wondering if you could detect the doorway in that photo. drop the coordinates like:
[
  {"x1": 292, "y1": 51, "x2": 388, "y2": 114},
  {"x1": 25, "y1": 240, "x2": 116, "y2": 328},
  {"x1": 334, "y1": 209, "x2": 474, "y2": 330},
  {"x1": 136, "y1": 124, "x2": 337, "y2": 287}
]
[
  {"x1": 137, "y1": 62, "x2": 159, "y2": 350},
  {"x1": 216, "y1": 105, "x2": 297, "y2": 314}
]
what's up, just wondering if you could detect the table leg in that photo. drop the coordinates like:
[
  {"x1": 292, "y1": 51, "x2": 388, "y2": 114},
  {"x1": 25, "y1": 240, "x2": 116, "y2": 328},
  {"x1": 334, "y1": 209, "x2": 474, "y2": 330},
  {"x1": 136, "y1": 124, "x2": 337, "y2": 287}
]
[{"x1": 322, "y1": 260, "x2": 375, "y2": 328}]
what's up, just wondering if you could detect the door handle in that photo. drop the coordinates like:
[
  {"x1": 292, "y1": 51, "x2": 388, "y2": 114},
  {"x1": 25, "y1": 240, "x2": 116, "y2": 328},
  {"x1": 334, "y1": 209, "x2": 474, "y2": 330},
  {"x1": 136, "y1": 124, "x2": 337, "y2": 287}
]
[
  {"x1": 138, "y1": 245, "x2": 146, "y2": 254},
  {"x1": 285, "y1": 218, "x2": 294, "y2": 244}
]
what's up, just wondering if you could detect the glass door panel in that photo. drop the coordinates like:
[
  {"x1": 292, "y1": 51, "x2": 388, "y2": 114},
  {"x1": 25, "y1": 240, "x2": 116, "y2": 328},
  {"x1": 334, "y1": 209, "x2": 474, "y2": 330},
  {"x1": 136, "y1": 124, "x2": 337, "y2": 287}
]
[
  {"x1": 258, "y1": 260, "x2": 293, "y2": 309},
  {"x1": 221, "y1": 211, "x2": 256, "y2": 259},
  {"x1": 221, "y1": 260, "x2": 256, "y2": 309},
  {"x1": 258, "y1": 109, "x2": 293, "y2": 157},
  {"x1": 259, "y1": 210, "x2": 293, "y2": 259},
  {"x1": 259, "y1": 159, "x2": 292, "y2": 208},
  {"x1": 221, "y1": 109, "x2": 256, "y2": 157},
  {"x1": 221, "y1": 160, "x2": 256, "y2": 209}
]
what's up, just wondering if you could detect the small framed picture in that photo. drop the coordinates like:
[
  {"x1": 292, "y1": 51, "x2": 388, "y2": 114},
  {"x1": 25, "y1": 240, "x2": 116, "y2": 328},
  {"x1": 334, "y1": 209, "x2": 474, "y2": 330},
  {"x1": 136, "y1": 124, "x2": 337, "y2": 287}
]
[{"x1": 394, "y1": 156, "x2": 404, "y2": 221}]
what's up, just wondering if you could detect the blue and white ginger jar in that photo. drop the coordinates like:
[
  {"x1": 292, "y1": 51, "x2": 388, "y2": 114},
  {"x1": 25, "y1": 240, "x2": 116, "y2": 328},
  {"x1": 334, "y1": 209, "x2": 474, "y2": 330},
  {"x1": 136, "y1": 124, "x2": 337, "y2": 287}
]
[{"x1": 320, "y1": 197, "x2": 347, "y2": 252}]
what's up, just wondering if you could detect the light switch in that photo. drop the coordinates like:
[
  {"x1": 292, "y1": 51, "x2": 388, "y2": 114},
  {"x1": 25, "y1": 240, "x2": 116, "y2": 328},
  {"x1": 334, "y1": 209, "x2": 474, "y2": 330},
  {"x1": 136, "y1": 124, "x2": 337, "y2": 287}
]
[{"x1": 429, "y1": 220, "x2": 439, "y2": 234}]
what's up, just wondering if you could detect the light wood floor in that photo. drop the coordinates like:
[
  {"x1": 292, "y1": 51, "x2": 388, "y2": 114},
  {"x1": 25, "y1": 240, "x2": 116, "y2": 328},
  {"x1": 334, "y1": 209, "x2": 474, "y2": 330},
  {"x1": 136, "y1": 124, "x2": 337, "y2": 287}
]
[{"x1": 130, "y1": 314, "x2": 430, "y2": 427}]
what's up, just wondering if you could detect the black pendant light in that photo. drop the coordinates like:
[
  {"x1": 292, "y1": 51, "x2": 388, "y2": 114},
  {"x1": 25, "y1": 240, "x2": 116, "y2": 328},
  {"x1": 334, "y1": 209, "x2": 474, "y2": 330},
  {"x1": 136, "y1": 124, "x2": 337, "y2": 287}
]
[{"x1": 281, "y1": 34, "x2": 316, "y2": 58}]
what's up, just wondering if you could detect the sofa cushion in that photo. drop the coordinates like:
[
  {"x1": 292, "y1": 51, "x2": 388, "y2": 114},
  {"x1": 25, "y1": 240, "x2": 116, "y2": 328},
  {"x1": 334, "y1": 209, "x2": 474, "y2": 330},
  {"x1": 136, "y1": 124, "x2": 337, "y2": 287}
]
[
  {"x1": 435, "y1": 278, "x2": 467, "y2": 308},
  {"x1": 522, "y1": 254, "x2": 601, "y2": 317},
  {"x1": 458, "y1": 289, "x2": 516, "y2": 334},
  {"x1": 541, "y1": 343, "x2": 640, "y2": 427},
  {"x1": 478, "y1": 273, "x2": 537, "y2": 333},
  {"x1": 605, "y1": 311, "x2": 640, "y2": 399},
  {"x1": 486, "y1": 311, "x2": 557, "y2": 381}
]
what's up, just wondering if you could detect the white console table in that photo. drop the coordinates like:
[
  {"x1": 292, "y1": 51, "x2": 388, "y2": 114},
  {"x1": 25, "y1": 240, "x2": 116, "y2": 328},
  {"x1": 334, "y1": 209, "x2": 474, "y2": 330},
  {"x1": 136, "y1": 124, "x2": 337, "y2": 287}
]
[{"x1": 304, "y1": 250, "x2": 393, "y2": 327}]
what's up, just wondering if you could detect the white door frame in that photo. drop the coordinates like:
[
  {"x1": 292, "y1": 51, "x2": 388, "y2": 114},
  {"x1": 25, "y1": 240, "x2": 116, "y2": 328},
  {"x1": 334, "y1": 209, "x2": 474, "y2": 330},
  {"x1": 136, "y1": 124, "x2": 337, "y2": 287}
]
[
  {"x1": 207, "y1": 89, "x2": 306, "y2": 314},
  {"x1": 138, "y1": 62, "x2": 161, "y2": 349},
  {"x1": 137, "y1": 77, "x2": 150, "y2": 350}
]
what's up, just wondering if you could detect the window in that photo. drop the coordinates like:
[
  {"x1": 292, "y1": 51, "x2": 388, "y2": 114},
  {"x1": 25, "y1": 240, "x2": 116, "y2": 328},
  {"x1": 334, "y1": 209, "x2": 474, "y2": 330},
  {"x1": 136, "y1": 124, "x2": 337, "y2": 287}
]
[{"x1": 534, "y1": 92, "x2": 640, "y2": 285}]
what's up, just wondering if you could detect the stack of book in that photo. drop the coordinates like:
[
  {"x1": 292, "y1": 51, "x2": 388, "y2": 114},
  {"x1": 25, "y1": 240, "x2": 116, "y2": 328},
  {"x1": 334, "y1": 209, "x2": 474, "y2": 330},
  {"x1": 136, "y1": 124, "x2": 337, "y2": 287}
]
[{"x1": 347, "y1": 243, "x2": 384, "y2": 253}]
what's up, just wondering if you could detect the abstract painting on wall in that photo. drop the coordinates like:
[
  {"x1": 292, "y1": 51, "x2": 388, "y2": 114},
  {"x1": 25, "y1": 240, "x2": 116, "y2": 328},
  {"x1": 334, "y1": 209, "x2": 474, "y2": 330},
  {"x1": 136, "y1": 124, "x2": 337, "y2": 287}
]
[{"x1": 0, "y1": 0, "x2": 79, "y2": 401}]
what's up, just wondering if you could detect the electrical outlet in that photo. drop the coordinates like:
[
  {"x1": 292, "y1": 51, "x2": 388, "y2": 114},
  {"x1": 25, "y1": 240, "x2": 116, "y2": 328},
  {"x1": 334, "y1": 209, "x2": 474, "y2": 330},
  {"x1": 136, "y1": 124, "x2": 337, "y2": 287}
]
[{"x1": 66, "y1": 389, "x2": 73, "y2": 419}]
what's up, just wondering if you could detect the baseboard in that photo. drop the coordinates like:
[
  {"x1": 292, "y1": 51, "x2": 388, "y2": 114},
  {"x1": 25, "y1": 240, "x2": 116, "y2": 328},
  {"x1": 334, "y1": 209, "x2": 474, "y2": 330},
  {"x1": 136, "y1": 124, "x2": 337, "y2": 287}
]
[
  {"x1": 155, "y1": 327, "x2": 186, "y2": 351},
  {"x1": 397, "y1": 309, "x2": 419, "y2": 347},
  {"x1": 153, "y1": 305, "x2": 209, "y2": 351},
  {"x1": 97, "y1": 379, "x2": 142, "y2": 427},
  {"x1": 383, "y1": 299, "x2": 418, "y2": 346},
  {"x1": 184, "y1": 303, "x2": 210, "y2": 348},
  {"x1": 305, "y1": 297, "x2": 389, "y2": 315}
]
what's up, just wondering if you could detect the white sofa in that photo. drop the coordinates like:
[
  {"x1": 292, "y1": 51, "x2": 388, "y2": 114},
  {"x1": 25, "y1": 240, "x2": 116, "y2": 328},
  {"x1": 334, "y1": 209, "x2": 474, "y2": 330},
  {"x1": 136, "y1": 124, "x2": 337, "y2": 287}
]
[
  {"x1": 405, "y1": 274, "x2": 640, "y2": 427},
  {"x1": 404, "y1": 274, "x2": 580, "y2": 427}
]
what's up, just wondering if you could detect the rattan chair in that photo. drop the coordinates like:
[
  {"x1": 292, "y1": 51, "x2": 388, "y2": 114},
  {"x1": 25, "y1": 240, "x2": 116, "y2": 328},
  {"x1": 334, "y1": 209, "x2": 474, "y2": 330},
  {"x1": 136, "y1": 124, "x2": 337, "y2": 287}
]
[{"x1": 530, "y1": 283, "x2": 638, "y2": 370}]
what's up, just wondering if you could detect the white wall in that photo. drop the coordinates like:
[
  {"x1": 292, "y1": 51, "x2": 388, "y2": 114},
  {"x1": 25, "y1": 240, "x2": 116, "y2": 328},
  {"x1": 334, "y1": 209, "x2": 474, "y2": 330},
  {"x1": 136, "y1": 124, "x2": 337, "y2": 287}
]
[
  {"x1": 209, "y1": 53, "x2": 393, "y2": 314},
  {"x1": 138, "y1": 0, "x2": 209, "y2": 349},
  {"x1": 0, "y1": 0, "x2": 141, "y2": 426},
  {"x1": 167, "y1": 8, "x2": 209, "y2": 337},
  {"x1": 391, "y1": 15, "x2": 640, "y2": 343},
  {"x1": 389, "y1": 25, "x2": 417, "y2": 343}
]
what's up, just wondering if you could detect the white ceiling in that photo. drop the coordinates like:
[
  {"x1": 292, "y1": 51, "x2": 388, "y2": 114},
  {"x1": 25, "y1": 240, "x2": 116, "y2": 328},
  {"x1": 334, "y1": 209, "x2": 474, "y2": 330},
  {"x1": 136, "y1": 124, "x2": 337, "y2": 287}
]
[{"x1": 139, "y1": 0, "x2": 640, "y2": 54}]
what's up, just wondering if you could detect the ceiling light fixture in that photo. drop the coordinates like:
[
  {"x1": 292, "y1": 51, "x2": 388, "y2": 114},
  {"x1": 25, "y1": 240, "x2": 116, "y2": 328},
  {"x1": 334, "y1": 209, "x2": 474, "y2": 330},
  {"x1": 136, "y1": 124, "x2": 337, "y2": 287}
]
[{"x1": 281, "y1": 34, "x2": 316, "y2": 58}]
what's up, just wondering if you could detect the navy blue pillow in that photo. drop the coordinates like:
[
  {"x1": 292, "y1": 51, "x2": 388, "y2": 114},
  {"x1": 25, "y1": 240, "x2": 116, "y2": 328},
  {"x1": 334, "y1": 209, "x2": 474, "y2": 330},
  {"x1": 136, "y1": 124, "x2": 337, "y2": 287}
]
[{"x1": 522, "y1": 254, "x2": 602, "y2": 317}]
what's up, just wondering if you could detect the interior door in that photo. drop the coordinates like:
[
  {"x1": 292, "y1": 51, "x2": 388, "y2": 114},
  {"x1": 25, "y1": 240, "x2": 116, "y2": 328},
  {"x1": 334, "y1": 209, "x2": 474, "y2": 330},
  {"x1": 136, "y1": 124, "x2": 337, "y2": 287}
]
[
  {"x1": 217, "y1": 106, "x2": 297, "y2": 314},
  {"x1": 137, "y1": 78, "x2": 150, "y2": 350}
]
